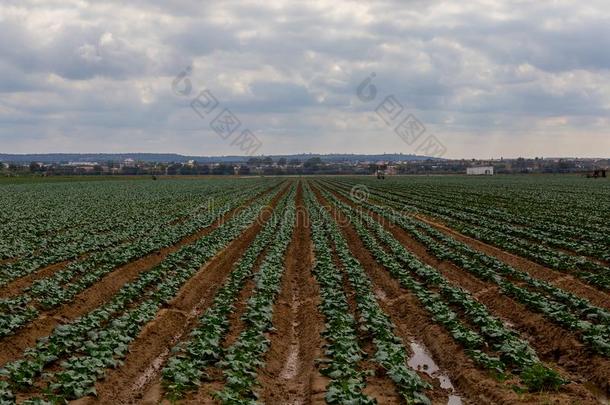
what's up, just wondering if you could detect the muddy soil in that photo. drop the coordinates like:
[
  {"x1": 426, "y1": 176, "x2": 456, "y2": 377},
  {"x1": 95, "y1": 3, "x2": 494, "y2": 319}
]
[{"x1": 256, "y1": 182, "x2": 326, "y2": 405}]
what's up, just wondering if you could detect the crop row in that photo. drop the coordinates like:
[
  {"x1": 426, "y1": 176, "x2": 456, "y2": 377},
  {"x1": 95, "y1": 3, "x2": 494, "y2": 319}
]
[
  {"x1": 303, "y1": 183, "x2": 377, "y2": 404},
  {"x1": 330, "y1": 178, "x2": 609, "y2": 262},
  {"x1": 0, "y1": 180, "x2": 239, "y2": 261},
  {"x1": 325, "y1": 182, "x2": 610, "y2": 357},
  {"x1": 0, "y1": 182, "x2": 273, "y2": 338},
  {"x1": 214, "y1": 185, "x2": 297, "y2": 403},
  {"x1": 357, "y1": 176, "x2": 609, "y2": 241},
  {"x1": 161, "y1": 184, "x2": 295, "y2": 400},
  {"x1": 0, "y1": 184, "x2": 284, "y2": 403},
  {"x1": 316, "y1": 183, "x2": 566, "y2": 392},
  {"x1": 384, "y1": 181, "x2": 610, "y2": 253},
  {"x1": 328, "y1": 179, "x2": 610, "y2": 290},
  {"x1": 305, "y1": 183, "x2": 431, "y2": 404},
  {"x1": 0, "y1": 180, "x2": 270, "y2": 285}
]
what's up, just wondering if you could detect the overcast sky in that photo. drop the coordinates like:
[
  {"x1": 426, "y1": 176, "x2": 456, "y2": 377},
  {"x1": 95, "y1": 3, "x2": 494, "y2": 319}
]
[{"x1": 1, "y1": 0, "x2": 609, "y2": 158}]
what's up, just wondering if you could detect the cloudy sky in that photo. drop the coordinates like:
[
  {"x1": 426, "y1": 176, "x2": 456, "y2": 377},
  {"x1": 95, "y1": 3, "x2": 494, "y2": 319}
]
[{"x1": 1, "y1": 0, "x2": 609, "y2": 158}]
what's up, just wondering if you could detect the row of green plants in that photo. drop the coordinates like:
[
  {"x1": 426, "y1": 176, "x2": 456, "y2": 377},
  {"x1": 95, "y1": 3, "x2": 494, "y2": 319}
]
[
  {"x1": 303, "y1": 184, "x2": 376, "y2": 404},
  {"x1": 329, "y1": 177, "x2": 609, "y2": 264},
  {"x1": 161, "y1": 185, "x2": 295, "y2": 401},
  {"x1": 358, "y1": 176, "x2": 609, "y2": 247},
  {"x1": 0, "y1": 186, "x2": 283, "y2": 404},
  {"x1": 0, "y1": 183, "x2": 272, "y2": 338},
  {"x1": 377, "y1": 180, "x2": 610, "y2": 265},
  {"x1": 0, "y1": 180, "x2": 221, "y2": 265},
  {"x1": 0, "y1": 180, "x2": 272, "y2": 284},
  {"x1": 214, "y1": 185, "x2": 297, "y2": 403},
  {"x1": 317, "y1": 183, "x2": 566, "y2": 392},
  {"x1": 360, "y1": 178, "x2": 610, "y2": 289},
  {"x1": 329, "y1": 179, "x2": 610, "y2": 290},
  {"x1": 0, "y1": 181, "x2": 149, "y2": 260},
  {"x1": 375, "y1": 180, "x2": 609, "y2": 260},
  {"x1": 306, "y1": 183, "x2": 432, "y2": 404},
  {"x1": 327, "y1": 182, "x2": 610, "y2": 357},
  {"x1": 0, "y1": 296, "x2": 38, "y2": 337}
]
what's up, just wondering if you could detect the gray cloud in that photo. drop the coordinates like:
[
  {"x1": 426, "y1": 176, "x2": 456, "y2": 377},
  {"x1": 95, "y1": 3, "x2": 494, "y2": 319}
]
[{"x1": 0, "y1": 0, "x2": 609, "y2": 158}]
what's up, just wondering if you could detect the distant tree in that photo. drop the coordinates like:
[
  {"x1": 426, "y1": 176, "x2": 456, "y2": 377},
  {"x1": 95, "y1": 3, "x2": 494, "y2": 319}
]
[
  {"x1": 304, "y1": 157, "x2": 322, "y2": 168},
  {"x1": 262, "y1": 156, "x2": 273, "y2": 165},
  {"x1": 277, "y1": 158, "x2": 287, "y2": 166},
  {"x1": 212, "y1": 164, "x2": 233, "y2": 175},
  {"x1": 288, "y1": 159, "x2": 301, "y2": 166},
  {"x1": 29, "y1": 162, "x2": 42, "y2": 173},
  {"x1": 166, "y1": 163, "x2": 181, "y2": 175},
  {"x1": 247, "y1": 157, "x2": 262, "y2": 165},
  {"x1": 196, "y1": 165, "x2": 210, "y2": 175},
  {"x1": 179, "y1": 165, "x2": 195, "y2": 175}
]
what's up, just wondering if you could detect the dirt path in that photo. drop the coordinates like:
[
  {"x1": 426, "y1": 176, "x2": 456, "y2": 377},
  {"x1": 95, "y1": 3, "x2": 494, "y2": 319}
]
[
  {"x1": 78, "y1": 182, "x2": 291, "y2": 405},
  {"x1": 0, "y1": 257, "x2": 82, "y2": 298},
  {"x1": 319, "y1": 182, "x2": 606, "y2": 401},
  {"x1": 0, "y1": 183, "x2": 284, "y2": 368},
  {"x1": 255, "y1": 182, "x2": 326, "y2": 405}
]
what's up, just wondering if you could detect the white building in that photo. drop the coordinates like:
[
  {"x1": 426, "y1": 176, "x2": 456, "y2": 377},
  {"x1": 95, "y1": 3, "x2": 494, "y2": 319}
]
[
  {"x1": 67, "y1": 161, "x2": 98, "y2": 166},
  {"x1": 467, "y1": 166, "x2": 494, "y2": 175},
  {"x1": 123, "y1": 158, "x2": 136, "y2": 168}
]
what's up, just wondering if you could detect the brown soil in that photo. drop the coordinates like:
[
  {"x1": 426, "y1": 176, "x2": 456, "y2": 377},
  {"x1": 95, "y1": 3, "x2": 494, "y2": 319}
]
[
  {"x1": 222, "y1": 280, "x2": 259, "y2": 349},
  {"x1": 0, "y1": 258, "x2": 80, "y2": 299},
  {"x1": 256, "y1": 182, "x2": 326, "y2": 405},
  {"x1": 316, "y1": 181, "x2": 602, "y2": 404},
  {"x1": 324, "y1": 216, "x2": 404, "y2": 404},
  {"x1": 0, "y1": 256, "x2": 18, "y2": 266},
  {"x1": 415, "y1": 214, "x2": 610, "y2": 311},
  {"x1": 186, "y1": 182, "x2": 327, "y2": 404},
  {"x1": 79, "y1": 182, "x2": 291, "y2": 405},
  {"x1": 0, "y1": 185, "x2": 277, "y2": 301},
  {"x1": 336, "y1": 183, "x2": 609, "y2": 400},
  {"x1": 0, "y1": 183, "x2": 284, "y2": 368}
]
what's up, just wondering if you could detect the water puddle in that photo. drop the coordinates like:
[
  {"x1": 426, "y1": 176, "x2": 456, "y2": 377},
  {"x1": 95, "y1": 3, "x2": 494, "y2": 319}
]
[
  {"x1": 280, "y1": 287, "x2": 301, "y2": 380},
  {"x1": 407, "y1": 342, "x2": 463, "y2": 405},
  {"x1": 132, "y1": 347, "x2": 170, "y2": 392},
  {"x1": 279, "y1": 344, "x2": 299, "y2": 379},
  {"x1": 375, "y1": 289, "x2": 387, "y2": 301}
]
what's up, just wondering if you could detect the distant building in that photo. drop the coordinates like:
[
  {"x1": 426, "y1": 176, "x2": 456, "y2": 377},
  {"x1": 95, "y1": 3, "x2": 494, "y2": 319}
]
[
  {"x1": 467, "y1": 166, "x2": 494, "y2": 175},
  {"x1": 123, "y1": 158, "x2": 136, "y2": 168},
  {"x1": 67, "y1": 161, "x2": 98, "y2": 166}
]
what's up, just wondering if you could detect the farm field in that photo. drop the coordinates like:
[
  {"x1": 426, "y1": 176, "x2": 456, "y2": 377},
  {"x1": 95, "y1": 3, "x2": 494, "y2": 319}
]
[{"x1": 0, "y1": 175, "x2": 609, "y2": 404}]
